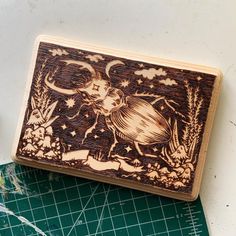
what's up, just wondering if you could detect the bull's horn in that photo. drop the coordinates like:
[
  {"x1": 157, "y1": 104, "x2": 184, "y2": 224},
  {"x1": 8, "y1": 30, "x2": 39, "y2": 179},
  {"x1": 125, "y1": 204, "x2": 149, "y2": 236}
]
[
  {"x1": 105, "y1": 60, "x2": 125, "y2": 78},
  {"x1": 61, "y1": 60, "x2": 96, "y2": 77},
  {"x1": 45, "y1": 73, "x2": 77, "y2": 95}
]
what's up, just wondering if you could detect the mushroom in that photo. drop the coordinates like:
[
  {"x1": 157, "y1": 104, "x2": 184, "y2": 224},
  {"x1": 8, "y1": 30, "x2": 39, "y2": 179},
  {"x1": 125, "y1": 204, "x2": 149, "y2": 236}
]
[
  {"x1": 146, "y1": 171, "x2": 160, "y2": 180},
  {"x1": 168, "y1": 171, "x2": 178, "y2": 180},
  {"x1": 165, "y1": 180, "x2": 172, "y2": 188},
  {"x1": 32, "y1": 127, "x2": 46, "y2": 140},
  {"x1": 182, "y1": 162, "x2": 194, "y2": 171},
  {"x1": 147, "y1": 163, "x2": 152, "y2": 169},
  {"x1": 46, "y1": 126, "x2": 53, "y2": 135},
  {"x1": 154, "y1": 162, "x2": 160, "y2": 170},
  {"x1": 44, "y1": 150, "x2": 57, "y2": 159},
  {"x1": 180, "y1": 168, "x2": 191, "y2": 183},
  {"x1": 22, "y1": 143, "x2": 37, "y2": 152},
  {"x1": 23, "y1": 128, "x2": 33, "y2": 139},
  {"x1": 173, "y1": 167, "x2": 185, "y2": 175},
  {"x1": 173, "y1": 181, "x2": 186, "y2": 189},
  {"x1": 159, "y1": 167, "x2": 170, "y2": 175},
  {"x1": 35, "y1": 150, "x2": 44, "y2": 158},
  {"x1": 160, "y1": 175, "x2": 168, "y2": 183},
  {"x1": 42, "y1": 136, "x2": 51, "y2": 148}
]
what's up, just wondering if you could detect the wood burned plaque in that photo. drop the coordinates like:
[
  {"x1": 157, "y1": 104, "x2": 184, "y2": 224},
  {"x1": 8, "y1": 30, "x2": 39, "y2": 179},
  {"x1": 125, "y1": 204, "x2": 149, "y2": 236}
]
[{"x1": 12, "y1": 36, "x2": 222, "y2": 201}]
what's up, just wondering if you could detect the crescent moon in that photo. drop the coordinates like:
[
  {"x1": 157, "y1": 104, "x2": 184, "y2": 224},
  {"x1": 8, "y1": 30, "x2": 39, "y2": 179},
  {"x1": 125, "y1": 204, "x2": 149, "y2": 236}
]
[{"x1": 105, "y1": 60, "x2": 125, "y2": 78}]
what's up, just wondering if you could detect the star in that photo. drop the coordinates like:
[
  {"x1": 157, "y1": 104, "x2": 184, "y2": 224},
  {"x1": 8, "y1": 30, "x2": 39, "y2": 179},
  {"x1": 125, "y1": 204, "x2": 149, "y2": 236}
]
[
  {"x1": 70, "y1": 131, "x2": 76, "y2": 136},
  {"x1": 125, "y1": 146, "x2": 132, "y2": 153},
  {"x1": 152, "y1": 147, "x2": 158, "y2": 152},
  {"x1": 197, "y1": 76, "x2": 203, "y2": 81},
  {"x1": 61, "y1": 124, "x2": 67, "y2": 130},
  {"x1": 120, "y1": 79, "x2": 130, "y2": 88},
  {"x1": 92, "y1": 84, "x2": 100, "y2": 91},
  {"x1": 65, "y1": 98, "x2": 75, "y2": 108},
  {"x1": 100, "y1": 128, "x2": 105, "y2": 133},
  {"x1": 94, "y1": 135, "x2": 99, "y2": 139},
  {"x1": 137, "y1": 79, "x2": 143, "y2": 85},
  {"x1": 160, "y1": 105, "x2": 165, "y2": 110},
  {"x1": 85, "y1": 114, "x2": 89, "y2": 118},
  {"x1": 149, "y1": 84, "x2": 154, "y2": 89}
]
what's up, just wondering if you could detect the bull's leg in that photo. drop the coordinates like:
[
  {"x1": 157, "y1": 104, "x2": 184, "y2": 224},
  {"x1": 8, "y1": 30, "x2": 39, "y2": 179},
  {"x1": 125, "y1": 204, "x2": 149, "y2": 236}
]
[
  {"x1": 82, "y1": 113, "x2": 99, "y2": 144},
  {"x1": 133, "y1": 93, "x2": 185, "y2": 118},
  {"x1": 105, "y1": 117, "x2": 118, "y2": 157},
  {"x1": 134, "y1": 142, "x2": 156, "y2": 157},
  {"x1": 67, "y1": 105, "x2": 85, "y2": 120},
  {"x1": 134, "y1": 142, "x2": 143, "y2": 155},
  {"x1": 161, "y1": 147, "x2": 175, "y2": 167}
]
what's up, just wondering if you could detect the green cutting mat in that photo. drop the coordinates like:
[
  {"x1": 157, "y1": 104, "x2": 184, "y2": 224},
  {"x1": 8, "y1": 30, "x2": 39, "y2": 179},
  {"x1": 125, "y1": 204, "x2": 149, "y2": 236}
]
[{"x1": 0, "y1": 163, "x2": 208, "y2": 236}]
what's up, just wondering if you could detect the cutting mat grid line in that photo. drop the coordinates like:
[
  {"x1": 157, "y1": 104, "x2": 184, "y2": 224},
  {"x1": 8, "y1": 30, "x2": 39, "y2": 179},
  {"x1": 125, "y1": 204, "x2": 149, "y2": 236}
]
[
  {"x1": 0, "y1": 197, "x2": 190, "y2": 224},
  {"x1": 0, "y1": 163, "x2": 209, "y2": 236}
]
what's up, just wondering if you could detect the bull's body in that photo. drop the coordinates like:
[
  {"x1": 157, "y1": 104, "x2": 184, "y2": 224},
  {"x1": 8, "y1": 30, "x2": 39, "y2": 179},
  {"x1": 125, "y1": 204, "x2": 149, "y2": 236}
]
[
  {"x1": 45, "y1": 59, "x2": 172, "y2": 157},
  {"x1": 111, "y1": 96, "x2": 171, "y2": 145}
]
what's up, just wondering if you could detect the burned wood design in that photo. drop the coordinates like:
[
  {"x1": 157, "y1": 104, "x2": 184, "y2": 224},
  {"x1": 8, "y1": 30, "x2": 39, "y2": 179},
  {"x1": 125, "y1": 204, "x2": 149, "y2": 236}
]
[{"x1": 16, "y1": 42, "x2": 217, "y2": 194}]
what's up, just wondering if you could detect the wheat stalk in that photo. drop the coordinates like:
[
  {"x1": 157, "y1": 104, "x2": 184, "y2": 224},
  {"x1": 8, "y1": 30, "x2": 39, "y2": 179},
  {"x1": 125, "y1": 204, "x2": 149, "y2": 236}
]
[
  {"x1": 182, "y1": 81, "x2": 203, "y2": 149},
  {"x1": 32, "y1": 58, "x2": 51, "y2": 112}
]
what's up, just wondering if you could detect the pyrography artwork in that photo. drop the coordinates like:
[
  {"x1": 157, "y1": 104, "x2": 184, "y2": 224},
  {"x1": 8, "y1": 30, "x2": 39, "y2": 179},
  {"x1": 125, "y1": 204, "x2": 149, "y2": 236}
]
[{"x1": 13, "y1": 36, "x2": 222, "y2": 200}]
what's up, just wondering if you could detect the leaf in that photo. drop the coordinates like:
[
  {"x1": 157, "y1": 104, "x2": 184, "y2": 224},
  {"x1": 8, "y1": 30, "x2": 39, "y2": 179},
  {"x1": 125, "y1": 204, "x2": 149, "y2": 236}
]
[
  {"x1": 188, "y1": 137, "x2": 197, "y2": 162},
  {"x1": 172, "y1": 120, "x2": 180, "y2": 149},
  {"x1": 31, "y1": 97, "x2": 36, "y2": 109},
  {"x1": 42, "y1": 116, "x2": 59, "y2": 128},
  {"x1": 43, "y1": 101, "x2": 58, "y2": 121}
]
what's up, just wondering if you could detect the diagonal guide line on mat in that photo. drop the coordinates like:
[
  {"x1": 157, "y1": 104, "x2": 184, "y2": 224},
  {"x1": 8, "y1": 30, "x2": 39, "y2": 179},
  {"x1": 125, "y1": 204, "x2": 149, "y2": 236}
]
[
  {"x1": 67, "y1": 183, "x2": 100, "y2": 236},
  {"x1": 95, "y1": 184, "x2": 111, "y2": 235}
]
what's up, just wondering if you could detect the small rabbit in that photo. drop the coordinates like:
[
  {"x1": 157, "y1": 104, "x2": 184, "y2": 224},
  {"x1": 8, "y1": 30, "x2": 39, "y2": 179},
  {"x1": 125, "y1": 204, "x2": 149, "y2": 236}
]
[
  {"x1": 26, "y1": 97, "x2": 59, "y2": 148},
  {"x1": 27, "y1": 97, "x2": 45, "y2": 125},
  {"x1": 162, "y1": 120, "x2": 197, "y2": 167}
]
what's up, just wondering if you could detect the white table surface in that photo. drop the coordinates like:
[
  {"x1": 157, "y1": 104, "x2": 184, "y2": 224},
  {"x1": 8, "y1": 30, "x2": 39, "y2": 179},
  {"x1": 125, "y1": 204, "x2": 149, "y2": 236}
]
[{"x1": 0, "y1": 1, "x2": 235, "y2": 235}]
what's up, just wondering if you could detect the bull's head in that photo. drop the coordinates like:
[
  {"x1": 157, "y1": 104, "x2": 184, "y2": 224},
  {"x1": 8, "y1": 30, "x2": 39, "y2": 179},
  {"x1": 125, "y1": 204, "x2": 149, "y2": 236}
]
[
  {"x1": 45, "y1": 59, "x2": 125, "y2": 99},
  {"x1": 45, "y1": 60, "x2": 97, "y2": 95}
]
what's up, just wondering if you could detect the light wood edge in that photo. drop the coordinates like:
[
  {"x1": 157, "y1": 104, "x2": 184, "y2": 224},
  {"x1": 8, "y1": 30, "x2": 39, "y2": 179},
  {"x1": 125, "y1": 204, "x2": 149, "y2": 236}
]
[
  {"x1": 11, "y1": 35, "x2": 223, "y2": 201},
  {"x1": 190, "y1": 67, "x2": 222, "y2": 200}
]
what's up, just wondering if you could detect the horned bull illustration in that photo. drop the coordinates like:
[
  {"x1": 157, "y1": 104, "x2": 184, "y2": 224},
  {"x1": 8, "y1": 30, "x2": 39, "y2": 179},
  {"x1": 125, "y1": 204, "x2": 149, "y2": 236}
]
[{"x1": 45, "y1": 59, "x2": 173, "y2": 157}]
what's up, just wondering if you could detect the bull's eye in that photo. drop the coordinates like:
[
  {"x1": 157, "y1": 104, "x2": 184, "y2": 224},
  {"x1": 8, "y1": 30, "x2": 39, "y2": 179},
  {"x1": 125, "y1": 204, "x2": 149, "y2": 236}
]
[
  {"x1": 96, "y1": 100, "x2": 103, "y2": 107},
  {"x1": 81, "y1": 92, "x2": 88, "y2": 98}
]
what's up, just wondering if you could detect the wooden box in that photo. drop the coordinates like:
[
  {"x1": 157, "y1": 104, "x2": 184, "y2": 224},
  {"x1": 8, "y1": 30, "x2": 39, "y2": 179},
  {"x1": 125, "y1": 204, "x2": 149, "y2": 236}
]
[{"x1": 12, "y1": 35, "x2": 222, "y2": 201}]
